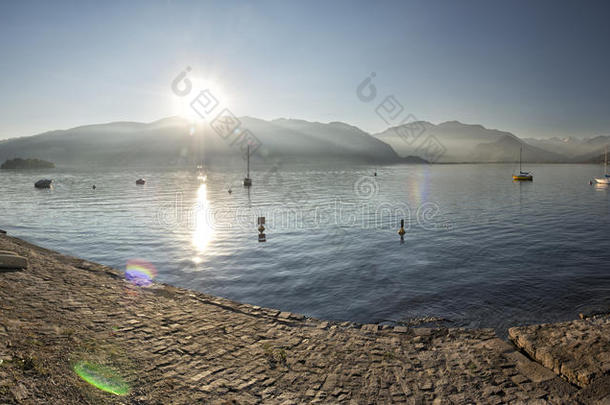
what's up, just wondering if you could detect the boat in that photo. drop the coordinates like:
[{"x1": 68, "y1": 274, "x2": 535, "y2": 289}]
[
  {"x1": 34, "y1": 179, "x2": 53, "y2": 189},
  {"x1": 243, "y1": 144, "x2": 252, "y2": 187},
  {"x1": 136, "y1": 178, "x2": 146, "y2": 185},
  {"x1": 512, "y1": 146, "x2": 533, "y2": 181},
  {"x1": 594, "y1": 145, "x2": 610, "y2": 184}
]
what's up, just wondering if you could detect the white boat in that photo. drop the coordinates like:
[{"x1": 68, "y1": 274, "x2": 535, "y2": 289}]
[{"x1": 594, "y1": 145, "x2": 610, "y2": 184}]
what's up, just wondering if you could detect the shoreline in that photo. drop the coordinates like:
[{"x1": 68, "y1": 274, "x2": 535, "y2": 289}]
[
  {"x1": 1, "y1": 234, "x2": 608, "y2": 404},
  {"x1": 0, "y1": 162, "x2": 606, "y2": 172}
]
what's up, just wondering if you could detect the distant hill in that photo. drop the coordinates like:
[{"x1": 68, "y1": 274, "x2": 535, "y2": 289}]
[
  {"x1": 571, "y1": 149, "x2": 609, "y2": 163},
  {"x1": 374, "y1": 120, "x2": 527, "y2": 162},
  {"x1": 1, "y1": 157, "x2": 55, "y2": 169},
  {"x1": 1, "y1": 116, "x2": 606, "y2": 165},
  {"x1": 472, "y1": 135, "x2": 564, "y2": 163},
  {"x1": 523, "y1": 135, "x2": 610, "y2": 160},
  {"x1": 0, "y1": 117, "x2": 403, "y2": 167},
  {"x1": 374, "y1": 120, "x2": 569, "y2": 163},
  {"x1": 238, "y1": 117, "x2": 399, "y2": 162},
  {"x1": 401, "y1": 155, "x2": 429, "y2": 164}
]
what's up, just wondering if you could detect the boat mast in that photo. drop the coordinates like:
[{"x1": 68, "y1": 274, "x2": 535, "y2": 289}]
[
  {"x1": 519, "y1": 146, "x2": 522, "y2": 172},
  {"x1": 247, "y1": 144, "x2": 250, "y2": 178},
  {"x1": 605, "y1": 145, "x2": 608, "y2": 175}
]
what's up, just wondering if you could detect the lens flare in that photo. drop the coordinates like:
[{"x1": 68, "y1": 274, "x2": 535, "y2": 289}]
[
  {"x1": 125, "y1": 259, "x2": 157, "y2": 287},
  {"x1": 73, "y1": 361, "x2": 129, "y2": 396}
]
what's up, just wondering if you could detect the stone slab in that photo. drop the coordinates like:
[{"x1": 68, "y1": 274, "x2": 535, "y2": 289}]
[
  {"x1": 0, "y1": 253, "x2": 28, "y2": 269},
  {"x1": 509, "y1": 315, "x2": 610, "y2": 387}
]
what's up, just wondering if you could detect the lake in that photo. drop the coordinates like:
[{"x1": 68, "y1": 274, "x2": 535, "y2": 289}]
[{"x1": 1, "y1": 163, "x2": 609, "y2": 333}]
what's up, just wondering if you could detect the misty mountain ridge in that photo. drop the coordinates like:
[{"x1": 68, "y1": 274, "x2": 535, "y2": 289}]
[
  {"x1": 0, "y1": 116, "x2": 403, "y2": 167},
  {"x1": 472, "y1": 134, "x2": 564, "y2": 163},
  {"x1": 375, "y1": 120, "x2": 522, "y2": 163},
  {"x1": 523, "y1": 135, "x2": 610, "y2": 159},
  {"x1": 0, "y1": 117, "x2": 607, "y2": 166},
  {"x1": 375, "y1": 120, "x2": 609, "y2": 163}
]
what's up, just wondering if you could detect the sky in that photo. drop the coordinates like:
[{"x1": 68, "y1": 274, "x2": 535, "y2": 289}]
[{"x1": 1, "y1": 0, "x2": 609, "y2": 140}]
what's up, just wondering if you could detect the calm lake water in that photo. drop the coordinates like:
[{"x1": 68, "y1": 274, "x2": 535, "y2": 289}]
[{"x1": 1, "y1": 163, "x2": 609, "y2": 333}]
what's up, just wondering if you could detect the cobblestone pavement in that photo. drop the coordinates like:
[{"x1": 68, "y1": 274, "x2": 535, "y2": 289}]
[{"x1": 0, "y1": 235, "x2": 608, "y2": 404}]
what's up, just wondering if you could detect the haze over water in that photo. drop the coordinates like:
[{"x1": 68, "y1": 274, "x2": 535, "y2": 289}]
[{"x1": 1, "y1": 163, "x2": 609, "y2": 333}]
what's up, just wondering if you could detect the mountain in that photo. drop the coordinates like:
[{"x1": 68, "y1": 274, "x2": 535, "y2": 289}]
[
  {"x1": 571, "y1": 148, "x2": 609, "y2": 163},
  {"x1": 472, "y1": 135, "x2": 564, "y2": 163},
  {"x1": 2, "y1": 116, "x2": 605, "y2": 166},
  {"x1": 523, "y1": 136, "x2": 610, "y2": 159},
  {"x1": 374, "y1": 120, "x2": 567, "y2": 163},
  {"x1": 238, "y1": 117, "x2": 399, "y2": 162},
  {"x1": 374, "y1": 120, "x2": 521, "y2": 162},
  {"x1": 0, "y1": 117, "x2": 402, "y2": 167}
]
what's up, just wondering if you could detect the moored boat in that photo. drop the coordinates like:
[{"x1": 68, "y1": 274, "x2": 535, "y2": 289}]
[
  {"x1": 594, "y1": 145, "x2": 610, "y2": 184},
  {"x1": 34, "y1": 179, "x2": 53, "y2": 189},
  {"x1": 513, "y1": 146, "x2": 533, "y2": 181},
  {"x1": 513, "y1": 172, "x2": 533, "y2": 181}
]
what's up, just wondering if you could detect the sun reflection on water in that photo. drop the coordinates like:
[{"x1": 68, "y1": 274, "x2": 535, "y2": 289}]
[{"x1": 192, "y1": 183, "x2": 214, "y2": 255}]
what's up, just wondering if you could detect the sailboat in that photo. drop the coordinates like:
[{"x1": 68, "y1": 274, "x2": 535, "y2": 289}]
[
  {"x1": 243, "y1": 144, "x2": 252, "y2": 187},
  {"x1": 594, "y1": 145, "x2": 610, "y2": 184},
  {"x1": 512, "y1": 146, "x2": 533, "y2": 181},
  {"x1": 195, "y1": 123, "x2": 206, "y2": 182}
]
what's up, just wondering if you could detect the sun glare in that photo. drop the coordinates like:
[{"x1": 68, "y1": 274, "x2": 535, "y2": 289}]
[
  {"x1": 192, "y1": 183, "x2": 214, "y2": 253},
  {"x1": 171, "y1": 76, "x2": 229, "y2": 121}
]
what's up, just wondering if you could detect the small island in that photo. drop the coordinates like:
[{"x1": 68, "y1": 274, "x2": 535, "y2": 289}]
[
  {"x1": 402, "y1": 155, "x2": 430, "y2": 164},
  {"x1": 1, "y1": 157, "x2": 55, "y2": 169}
]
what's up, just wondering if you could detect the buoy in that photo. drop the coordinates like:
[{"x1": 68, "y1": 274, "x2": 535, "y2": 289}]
[
  {"x1": 374, "y1": 171, "x2": 377, "y2": 176},
  {"x1": 589, "y1": 180, "x2": 593, "y2": 185},
  {"x1": 228, "y1": 188, "x2": 232, "y2": 194},
  {"x1": 258, "y1": 217, "x2": 266, "y2": 242},
  {"x1": 398, "y1": 219, "x2": 405, "y2": 240},
  {"x1": 92, "y1": 185, "x2": 96, "y2": 190}
]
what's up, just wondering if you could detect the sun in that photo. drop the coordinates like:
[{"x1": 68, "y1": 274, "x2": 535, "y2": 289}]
[{"x1": 171, "y1": 76, "x2": 229, "y2": 121}]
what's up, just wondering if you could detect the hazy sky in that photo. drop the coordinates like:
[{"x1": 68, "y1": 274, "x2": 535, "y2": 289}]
[{"x1": 1, "y1": 0, "x2": 609, "y2": 140}]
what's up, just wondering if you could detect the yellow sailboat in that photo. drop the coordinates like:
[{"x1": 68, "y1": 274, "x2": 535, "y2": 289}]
[{"x1": 512, "y1": 146, "x2": 533, "y2": 181}]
